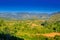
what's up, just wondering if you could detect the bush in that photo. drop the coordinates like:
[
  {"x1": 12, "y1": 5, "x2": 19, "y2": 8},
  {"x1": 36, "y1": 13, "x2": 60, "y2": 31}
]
[
  {"x1": 54, "y1": 35, "x2": 60, "y2": 40},
  {"x1": 0, "y1": 33, "x2": 24, "y2": 40}
]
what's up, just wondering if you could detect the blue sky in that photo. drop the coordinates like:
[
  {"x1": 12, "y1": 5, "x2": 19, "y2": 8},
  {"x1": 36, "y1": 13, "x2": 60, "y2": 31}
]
[{"x1": 0, "y1": 0, "x2": 60, "y2": 13}]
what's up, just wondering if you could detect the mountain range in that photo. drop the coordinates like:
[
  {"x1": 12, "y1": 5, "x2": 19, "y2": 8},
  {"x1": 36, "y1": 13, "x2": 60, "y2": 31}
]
[{"x1": 0, "y1": 12, "x2": 54, "y2": 20}]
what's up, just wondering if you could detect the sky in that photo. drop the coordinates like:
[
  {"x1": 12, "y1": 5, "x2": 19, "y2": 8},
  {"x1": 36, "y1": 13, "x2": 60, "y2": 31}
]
[{"x1": 0, "y1": 0, "x2": 60, "y2": 13}]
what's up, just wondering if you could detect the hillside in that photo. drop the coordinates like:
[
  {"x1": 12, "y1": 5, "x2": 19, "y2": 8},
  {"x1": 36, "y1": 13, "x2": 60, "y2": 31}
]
[{"x1": 48, "y1": 12, "x2": 60, "y2": 23}]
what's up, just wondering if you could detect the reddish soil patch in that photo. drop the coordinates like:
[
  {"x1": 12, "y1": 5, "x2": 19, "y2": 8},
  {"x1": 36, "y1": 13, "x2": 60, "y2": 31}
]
[{"x1": 41, "y1": 32, "x2": 60, "y2": 37}]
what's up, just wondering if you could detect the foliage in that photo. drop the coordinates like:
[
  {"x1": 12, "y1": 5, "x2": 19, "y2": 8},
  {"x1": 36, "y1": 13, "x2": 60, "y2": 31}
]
[
  {"x1": 54, "y1": 35, "x2": 60, "y2": 40},
  {"x1": 0, "y1": 14, "x2": 60, "y2": 40}
]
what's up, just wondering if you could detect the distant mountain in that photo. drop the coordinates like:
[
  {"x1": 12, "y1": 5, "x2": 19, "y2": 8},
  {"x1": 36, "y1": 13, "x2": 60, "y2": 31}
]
[{"x1": 0, "y1": 12, "x2": 50, "y2": 20}]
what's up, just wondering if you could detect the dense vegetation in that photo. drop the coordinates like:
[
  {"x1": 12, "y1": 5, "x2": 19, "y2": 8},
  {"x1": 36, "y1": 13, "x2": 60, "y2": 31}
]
[{"x1": 0, "y1": 13, "x2": 60, "y2": 40}]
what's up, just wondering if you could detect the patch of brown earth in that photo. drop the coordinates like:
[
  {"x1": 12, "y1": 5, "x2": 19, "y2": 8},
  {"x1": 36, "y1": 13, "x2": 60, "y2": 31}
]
[{"x1": 41, "y1": 32, "x2": 60, "y2": 37}]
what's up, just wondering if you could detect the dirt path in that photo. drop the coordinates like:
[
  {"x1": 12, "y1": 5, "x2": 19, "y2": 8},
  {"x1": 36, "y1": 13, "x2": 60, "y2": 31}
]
[{"x1": 36, "y1": 32, "x2": 60, "y2": 37}]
